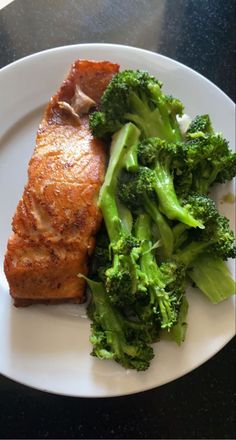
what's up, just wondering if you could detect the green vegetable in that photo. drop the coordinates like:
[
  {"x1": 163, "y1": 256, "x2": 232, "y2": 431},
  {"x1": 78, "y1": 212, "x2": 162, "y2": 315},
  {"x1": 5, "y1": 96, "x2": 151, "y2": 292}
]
[
  {"x1": 138, "y1": 137, "x2": 204, "y2": 228},
  {"x1": 98, "y1": 122, "x2": 148, "y2": 305},
  {"x1": 83, "y1": 277, "x2": 155, "y2": 371},
  {"x1": 189, "y1": 254, "x2": 236, "y2": 303},
  {"x1": 89, "y1": 70, "x2": 183, "y2": 141},
  {"x1": 174, "y1": 196, "x2": 236, "y2": 264},
  {"x1": 163, "y1": 296, "x2": 189, "y2": 345},
  {"x1": 135, "y1": 214, "x2": 184, "y2": 329},
  {"x1": 175, "y1": 115, "x2": 236, "y2": 196},
  {"x1": 186, "y1": 114, "x2": 213, "y2": 138},
  {"x1": 83, "y1": 70, "x2": 236, "y2": 372},
  {"x1": 118, "y1": 168, "x2": 174, "y2": 257},
  {"x1": 173, "y1": 193, "x2": 221, "y2": 251}
]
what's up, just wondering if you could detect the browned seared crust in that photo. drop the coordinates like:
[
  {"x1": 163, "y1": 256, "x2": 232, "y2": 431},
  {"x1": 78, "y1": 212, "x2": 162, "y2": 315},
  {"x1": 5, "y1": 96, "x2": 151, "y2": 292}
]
[
  {"x1": 14, "y1": 297, "x2": 84, "y2": 307},
  {"x1": 4, "y1": 59, "x2": 119, "y2": 305}
]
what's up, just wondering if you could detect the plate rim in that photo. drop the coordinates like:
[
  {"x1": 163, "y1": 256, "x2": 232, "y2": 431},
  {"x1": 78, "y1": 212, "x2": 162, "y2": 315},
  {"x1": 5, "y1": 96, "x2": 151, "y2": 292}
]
[{"x1": 0, "y1": 42, "x2": 235, "y2": 108}]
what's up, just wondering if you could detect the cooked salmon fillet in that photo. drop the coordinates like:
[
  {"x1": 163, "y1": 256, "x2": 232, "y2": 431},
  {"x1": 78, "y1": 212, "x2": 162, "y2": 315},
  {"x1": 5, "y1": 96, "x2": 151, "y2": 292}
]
[{"x1": 4, "y1": 59, "x2": 119, "y2": 306}]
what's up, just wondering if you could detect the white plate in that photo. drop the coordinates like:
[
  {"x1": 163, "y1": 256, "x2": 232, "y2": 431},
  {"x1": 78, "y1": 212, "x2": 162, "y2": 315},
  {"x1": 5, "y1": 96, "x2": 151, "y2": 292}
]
[{"x1": 0, "y1": 44, "x2": 235, "y2": 397}]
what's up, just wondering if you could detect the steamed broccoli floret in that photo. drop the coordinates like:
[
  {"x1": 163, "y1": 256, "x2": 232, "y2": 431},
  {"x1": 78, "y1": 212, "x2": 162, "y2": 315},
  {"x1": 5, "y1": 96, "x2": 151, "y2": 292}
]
[
  {"x1": 105, "y1": 235, "x2": 148, "y2": 307},
  {"x1": 135, "y1": 214, "x2": 184, "y2": 329},
  {"x1": 173, "y1": 193, "x2": 217, "y2": 251},
  {"x1": 174, "y1": 203, "x2": 236, "y2": 266},
  {"x1": 138, "y1": 137, "x2": 204, "y2": 228},
  {"x1": 118, "y1": 168, "x2": 174, "y2": 257},
  {"x1": 187, "y1": 135, "x2": 236, "y2": 193},
  {"x1": 84, "y1": 278, "x2": 155, "y2": 371},
  {"x1": 98, "y1": 122, "x2": 148, "y2": 305},
  {"x1": 186, "y1": 114, "x2": 213, "y2": 138},
  {"x1": 175, "y1": 117, "x2": 236, "y2": 195},
  {"x1": 90, "y1": 70, "x2": 183, "y2": 141}
]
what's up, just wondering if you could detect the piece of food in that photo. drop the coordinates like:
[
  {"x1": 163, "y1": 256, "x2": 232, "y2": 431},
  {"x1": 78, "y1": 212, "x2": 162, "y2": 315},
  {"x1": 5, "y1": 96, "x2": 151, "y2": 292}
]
[
  {"x1": 97, "y1": 122, "x2": 148, "y2": 306},
  {"x1": 5, "y1": 62, "x2": 235, "y2": 372},
  {"x1": 82, "y1": 276, "x2": 156, "y2": 371},
  {"x1": 134, "y1": 213, "x2": 184, "y2": 329},
  {"x1": 137, "y1": 137, "x2": 204, "y2": 228},
  {"x1": 118, "y1": 168, "x2": 174, "y2": 257},
  {"x1": 189, "y1": 254, "x2": 236, "y2": 303},
  {"x1": 89, "y1": 70, "x2": 183, "y2": 141},
  {"x1": 4, "y1": 59, "x2": 119, "y2": 306},
  {"x1": 86, "y1": 68, "x2": 236, "y2": 371},
  {"x1": 175, "y1": 115, "x2": 236, "y2": 196}
]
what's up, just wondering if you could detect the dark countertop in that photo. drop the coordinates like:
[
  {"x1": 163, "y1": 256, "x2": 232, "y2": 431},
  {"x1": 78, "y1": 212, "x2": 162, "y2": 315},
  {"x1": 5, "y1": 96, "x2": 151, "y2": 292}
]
[{"x1": 0, "y1": 0, "x2": 235, "y2": 438}]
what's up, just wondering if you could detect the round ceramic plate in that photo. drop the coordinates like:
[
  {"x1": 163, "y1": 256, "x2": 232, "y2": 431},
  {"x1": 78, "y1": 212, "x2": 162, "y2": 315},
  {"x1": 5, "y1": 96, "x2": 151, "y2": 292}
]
[{"x1": 0, "y1": 44, "x2": 235, "y2": 397}]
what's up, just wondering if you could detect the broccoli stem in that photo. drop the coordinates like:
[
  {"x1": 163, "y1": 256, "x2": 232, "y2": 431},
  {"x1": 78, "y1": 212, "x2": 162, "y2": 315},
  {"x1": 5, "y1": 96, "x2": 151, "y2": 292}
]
[
  {"x1": 87, "y1": 279, "x2": 136, "y2": 360},
  {"x1": 98, "y1": 123, "x2": 149, "y2": 300},
  {"x1": 194, "y1": 167, "x2": 219, "y2": 194},
  {"x1": 174, "y1": 241, "x2": 210, "y2": 267},
  {"x1": 100, "y1": 188, "x2": 122, "y2": 243},
  {"x1": 173, "y1": 223, "x2": 189, "y2": 250},
  {"x1": 162, "y1": 296, "x2": 189, "y2": 345},
  {"x1": 125, "y1": 90, "x2": 182, "y2": 142},
  {"x1": 152, "y1": 162, "x2": 204, "y2": 228},
  {"x1": 189, "y1": 254, "x2": 236, "y2": 303},
  {"x1": 142, "y1": 193, "x2": 174, "y2": 257},
  {"x1": 135, "y1": 214, "x2": 162, "y2": 281},
  {"x1": 83, "y1": 276, "x2": 154, "y2": 371},
  {"x1": 98, "y1": 122, "x2": 140, "y2": 242},
  {"x1": 125, "y1": 142, "x2": 139, "y2": 172},
  {"x1": 135, "y1": 214, "x2": 177, "y2": 329}
]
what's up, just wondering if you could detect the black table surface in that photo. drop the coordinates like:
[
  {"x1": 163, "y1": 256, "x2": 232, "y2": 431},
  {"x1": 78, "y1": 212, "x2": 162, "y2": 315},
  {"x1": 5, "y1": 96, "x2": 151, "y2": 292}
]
[{"x1": 0, "y1": 1, "x2": 235, "y2": 438}]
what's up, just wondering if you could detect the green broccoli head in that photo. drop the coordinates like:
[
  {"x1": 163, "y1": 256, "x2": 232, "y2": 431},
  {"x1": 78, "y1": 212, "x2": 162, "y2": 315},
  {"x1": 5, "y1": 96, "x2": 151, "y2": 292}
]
[
  {"x1": 160, "y1": 260, "x2": 186, "y2": 292},
  {"x1": 89, "y1": 69, "x2": 183, "y2": 141},
  {"x1": 137, "y1": 280, "x2": 183, "y2": 330},
  {"x1": 182, "y1": 193, "x2": 218, "y2": 225},
  {"x1": 105, "y1": 265, "x2": 133, "y2": 306},
  {"x1": 138, "y1": 137, "x2": 185, "y2": 170},
  {"x1": 186, "y1": 114, "x2": 213, "y2": 138},
  {"x1": 183, "y1": 194, "x2": 236, "y2": 260},
  {"x1": 105, "y1": 235, "x2": 148, "y2": 307},
  {"x1": 137, "y1": 137, "x2": 204, "y2": 228},
  {"x1": 215, "y1": 150, "x2": 236, "y2": 184},
  {"x1": 118, "y1": 169, "x2": 175, "y2": 258},
  {"x1": 175, "y1": 206, "x2": 236, "y2": 266},
  {"x1": 112, "y1": 235, "x2": 140, "y2": 255},
  {"x1": 206, "y1": 215, "x2": 236, "y2": 260},
  {"x1": 86, "y1": 279, "x2": 154, "y2": 371},
  {"x1": 176, "y1": 134, "x2": 236, "y2": 195},
  {"x1": 118, "y1": 167, "x2": 155, "y2": 212}
]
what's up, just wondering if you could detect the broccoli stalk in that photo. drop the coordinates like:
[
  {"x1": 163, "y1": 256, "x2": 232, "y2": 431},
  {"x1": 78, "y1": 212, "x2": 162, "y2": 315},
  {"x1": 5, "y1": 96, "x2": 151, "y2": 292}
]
[
  {"x1": 189, "y1": 254, "x2": 236, "y2": 303},
  {"x1": 172, "y1": 222, "x2": 190, "y2": 250},
  {"x1": 83, "y1": 277, "x2": 154, "y2": 371},
  {"x1": 173, "y1": 193, "x2": 219, "y2": 251},
  {"x1": 174, "y1": 210, "x2": 236, "y2": 266},
  {"x1": 90, "y1": 70, "x2": 183, "y2": 142},
  {"x1": 98, "y1": 123, "x2": 148, "y2": 305},
  {"x1": 118, "y1": 168, "x2": 174, "y2": 257},
  {"x1": 162, "y1": 295, "x2": 189, "y2": 345},
  {"x1": 138, "y1": 138, "x2": 204, "y2": 228},
  {"x1": 135, "y1": 214, "x2": 183, "y2": 329}
]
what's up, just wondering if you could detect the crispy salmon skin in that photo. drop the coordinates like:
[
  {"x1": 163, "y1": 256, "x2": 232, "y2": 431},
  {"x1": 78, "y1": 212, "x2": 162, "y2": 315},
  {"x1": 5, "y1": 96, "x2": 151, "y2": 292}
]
[{"x1": 4, "y1": 59, "x2": 119, "y2": 306}]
